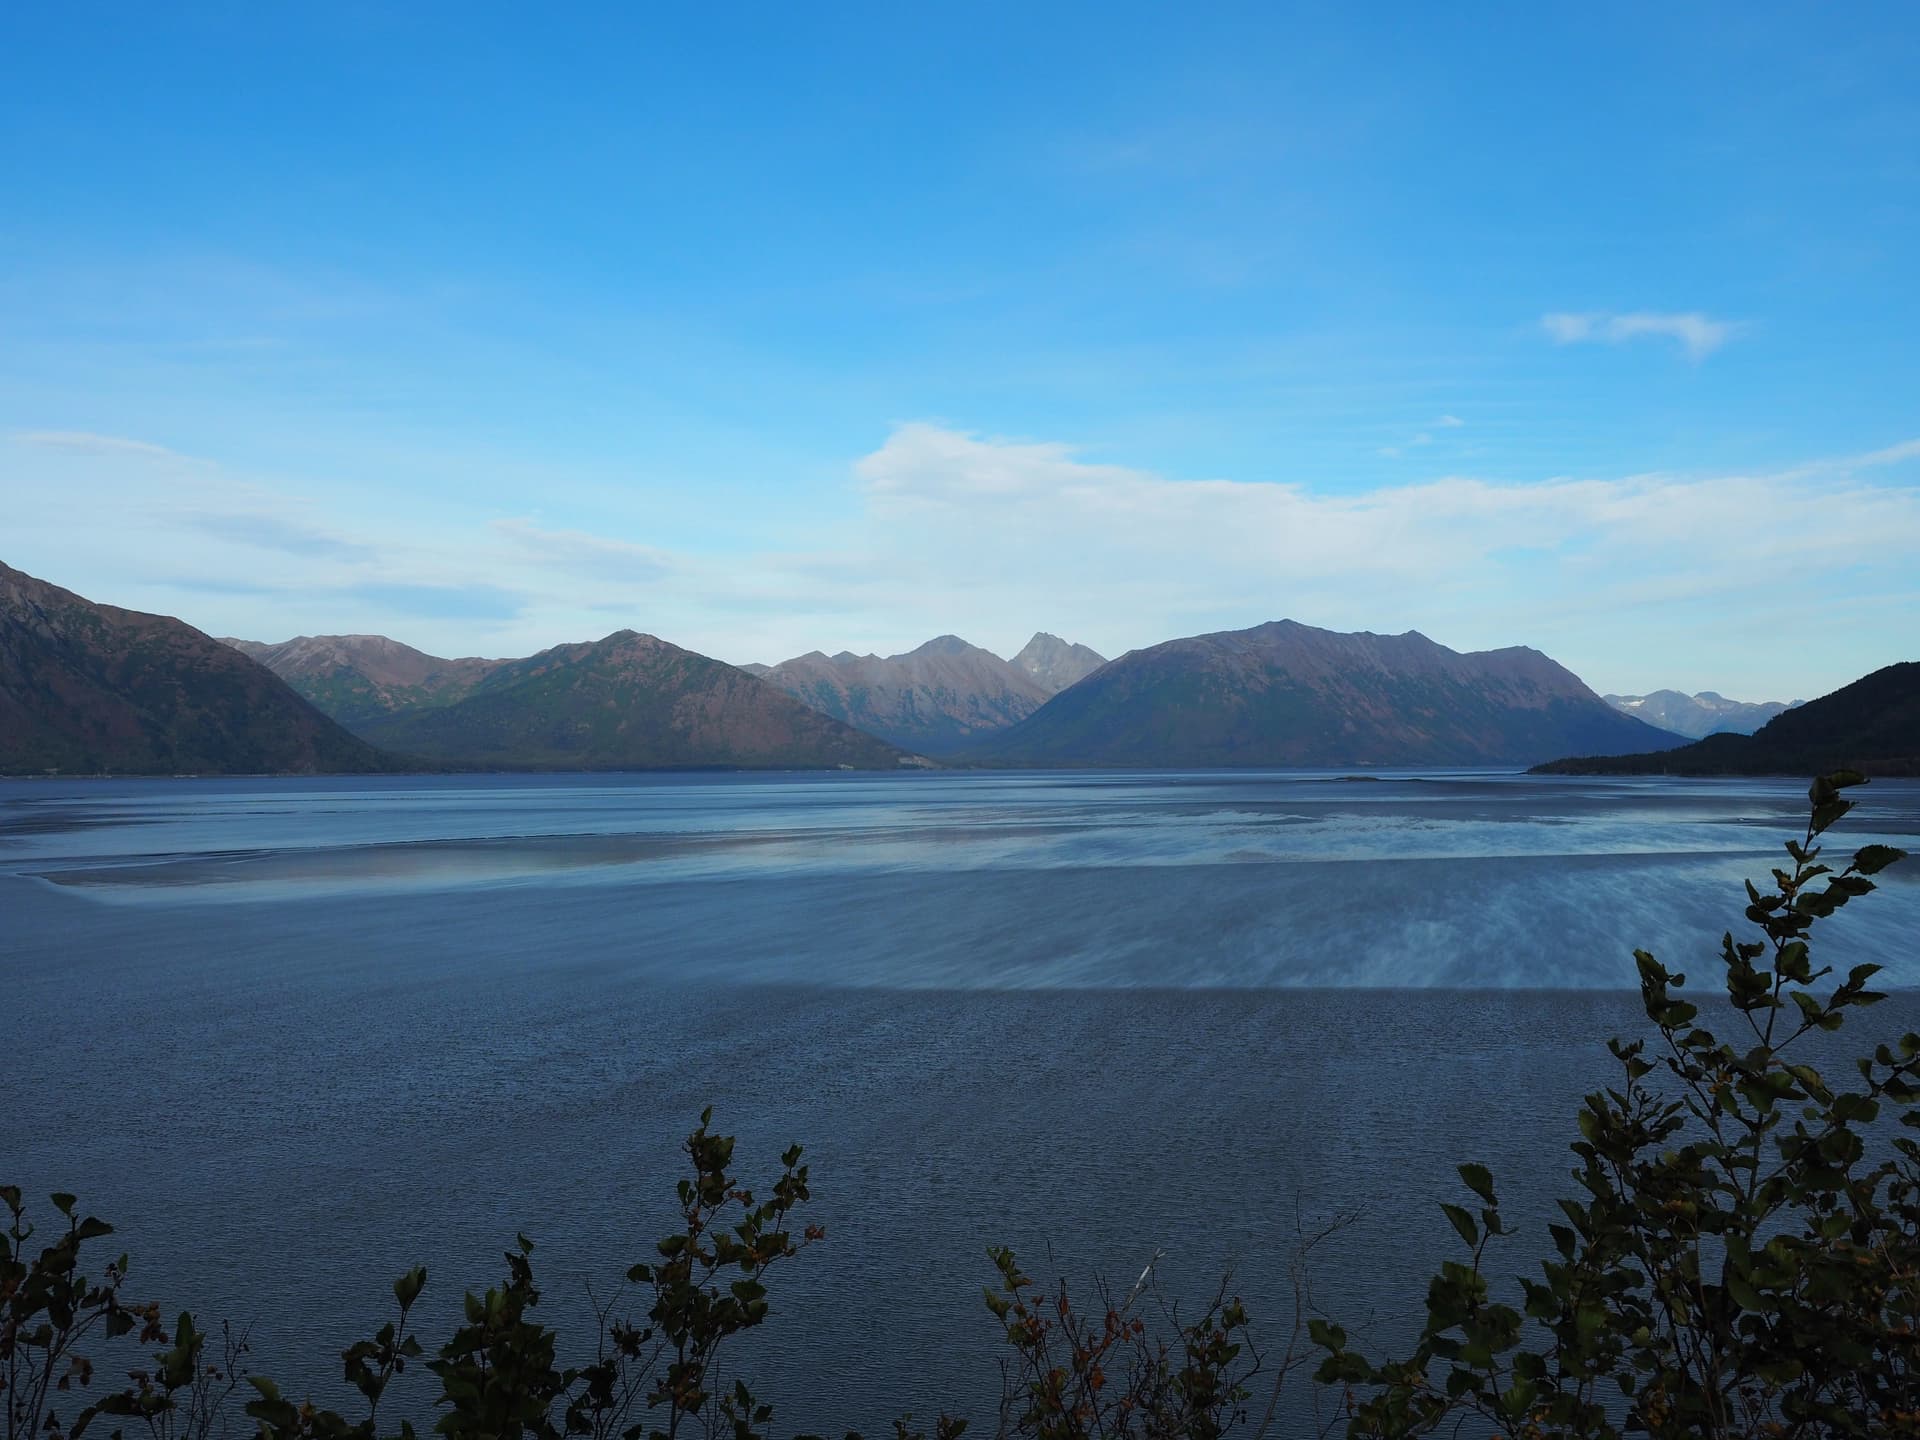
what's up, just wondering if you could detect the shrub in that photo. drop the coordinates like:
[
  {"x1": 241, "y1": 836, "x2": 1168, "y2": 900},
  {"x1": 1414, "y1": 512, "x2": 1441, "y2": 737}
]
[{"x1": 1316, "y1": 771, "x2": 1917, "y2": 1436}]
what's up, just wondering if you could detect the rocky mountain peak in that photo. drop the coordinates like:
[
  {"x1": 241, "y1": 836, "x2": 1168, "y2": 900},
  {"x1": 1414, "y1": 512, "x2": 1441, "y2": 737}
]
[{"x1": 1012, "y1": 632, "x2": 1107, "y2": 694}]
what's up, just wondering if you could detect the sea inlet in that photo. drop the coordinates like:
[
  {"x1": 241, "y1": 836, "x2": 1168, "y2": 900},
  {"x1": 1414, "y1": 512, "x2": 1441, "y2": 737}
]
[{"x1": 5, "y1": 769, "x2": 1917, "y2": 1432}]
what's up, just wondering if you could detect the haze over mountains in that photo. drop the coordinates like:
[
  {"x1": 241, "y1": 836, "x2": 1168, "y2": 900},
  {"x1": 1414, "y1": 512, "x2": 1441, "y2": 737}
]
[
  {"x1": 9, "y1": 558, "x2": 1915, "y2": 778},
  {"x1": 1602, "y1": 689, "x2": 1800, "y2": 738},
  {"x1": 747, "y1": 634, "x2": 1099, "y2": 754}
]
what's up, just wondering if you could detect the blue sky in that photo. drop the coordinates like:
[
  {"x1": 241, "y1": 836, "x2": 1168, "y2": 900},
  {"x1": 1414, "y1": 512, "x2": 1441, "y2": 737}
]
[{"x1": 3, "y1": 2, "x2": 1917, "y2": 698}]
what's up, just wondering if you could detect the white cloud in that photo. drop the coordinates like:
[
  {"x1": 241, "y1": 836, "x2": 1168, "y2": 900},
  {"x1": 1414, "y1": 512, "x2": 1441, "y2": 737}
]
[
  {"x1": 857, "y1": 426, "x2": 1911, "y2": 581},
  {"x1": 832, "y1": 423, "x2": 1920, "y2": 669},
  {"x1": 1542, "y1": 310, "x2": 1741, "y2": 361},
  {"x1": 1437, "y1": 414, "x2": 1465, "y2": 428},
  {"x1": 10, "y1": 429, "x2": 182, "y2": 459},
  {"x1": 9, "y1": 415, "x2": 1914, "y2": 696}
]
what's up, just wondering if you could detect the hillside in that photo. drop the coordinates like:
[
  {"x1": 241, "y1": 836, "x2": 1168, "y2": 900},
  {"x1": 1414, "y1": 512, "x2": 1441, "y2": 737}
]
[
  {"x1": 357, "y1": 629, "x2": 920, "y2": 770},
  {"x1": 221, "y1": 634, "x2": 503, "y2": 728},
  {"x1": 753, "y1": 635, "x2": 1050, "y2": 754},
  {"x1": 1012, "y1": 633, "x2": 1107, "y2": 694},
  {"x1": 0, "y1": 561, "x2": 398, "y2": 776},
  {"x1": 1603, "y1": 689, "x2": 1798, "y2": 738},
  {"x1": 1537, "y1": 662, "x2": 1920, "y2": 776},
  {"x1": 963, "y1": 619, "x2": 1682, "y2": 768}
]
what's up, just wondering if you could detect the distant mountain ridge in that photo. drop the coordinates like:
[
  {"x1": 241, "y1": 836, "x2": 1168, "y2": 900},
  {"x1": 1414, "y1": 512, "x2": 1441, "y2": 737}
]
[
  {"x1": 964, "y1": 619, "x2": 1684, "y2": 768},
  {"x1": 1538, "y1": 663, "x2": 1920, "y2": 777},
  {"x1": 26, "y1": 564, "x2": 1775, "y2": 777},
  {"x1": 356, "y1": 629, "x2": 919, "y2": 770},
  {"x1": 0, "y1": 561, "x2": 396, "y2": 776},
  {"x1": 1013, "y1": 633, "x2": 1108, "y2": 694},
  {"x1": 221, "y1": 633, "x2": 504, "y2": 727},
  {"x1": 1603, "y1": 689, "x2": 1799, "y2": 738},
  {"x1": 751, "y1": 635, "x2": 1055, "y2": 754}
]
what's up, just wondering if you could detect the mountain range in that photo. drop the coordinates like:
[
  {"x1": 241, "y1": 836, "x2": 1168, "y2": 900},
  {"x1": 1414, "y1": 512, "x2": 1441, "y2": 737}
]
[
  {"x1": 744, "y1": 634, "x2": 1100, "y2": 754},
  {"x1": 353, "y1": 630, "x2": 918, "y2": 770},
  {"x1": 961, "y1": 620, "x2": 1680, "y2": 767},
  {"x1": 11, "y1": 557, "x2": 1911, "y2": 778},
  {"x1": 220, "y1": 634, "x2": 503, "y2": 727},
  {"x1": 0, "y1": 560, "x2": 393, "y2": 775},
  {"x1": 1537, "y1": 663, "x2": 1920, "y2": 778},
  {"x1": 1602, "y1": 689, "x2": 1800, "y2": 738}
]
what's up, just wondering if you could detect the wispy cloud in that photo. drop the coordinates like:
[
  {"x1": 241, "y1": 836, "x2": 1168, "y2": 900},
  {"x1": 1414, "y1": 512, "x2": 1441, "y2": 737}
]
[
  {"x1": 177, "y1": 510, "x2": 373, "y2": 560},
  {"x1": 1542, "y1": 310, "x2": 1741, "y2": 361},
  {"x1": 13, "y1": 415, "x2": 1913, "y2": 697},
  {"x1": 493, "y1": 518, "x2": 675, "y2": 583},
  {"x1": 10, "y1": 430, "x2": 182, "y2": 460},
  {"x1": 156, "y1": 576, "x2": 289, "y2": 597},
  {"x1": 1377, "y1": 417, "x2": 1458, "y2": 458},
  {"x1": 1858, "y1": 438, "x2": 1920, "y2": 468},
  {"x1": 348, "y1": 583, "x2": 524, "y2": 621},
  {"x1": 9, "y1": 431, "x2": 378, "y2": 563}
]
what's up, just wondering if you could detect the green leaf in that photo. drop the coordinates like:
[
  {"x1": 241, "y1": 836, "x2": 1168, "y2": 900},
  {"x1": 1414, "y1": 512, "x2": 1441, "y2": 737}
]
[
  {"x1": 1726, "y1": 1272, "x2": 1763, "y2": 1310},
  {"x1": 1778, "y1": 941, "x2": 1812, "y2": 983},
  {"x1": 1854, "y1": 844, "x2": 1907, "y2": 875},
  {"x1": 1810, "y1": 799, "x2": 1854, "y2": 836},
  {"x1": 1810, "y1": 769, "x2": 1867, "y2": 804},
  {"x1": 1441, "y1": 1203, "x2": 1478, "y2": 1248},
  {"x1": 395, "y1": 1265, "x2": 427, "y2": 1309},
  {"x1": 1458, "y1": 1163, "x2": 1496, "y2": 1205},
  {"x1": 1501, "y1": 1376, "x2": 1538, "y2": 1419},
  {"x1": 1309, "y1": 1318, "x2": 1347, "y2": 1349}
]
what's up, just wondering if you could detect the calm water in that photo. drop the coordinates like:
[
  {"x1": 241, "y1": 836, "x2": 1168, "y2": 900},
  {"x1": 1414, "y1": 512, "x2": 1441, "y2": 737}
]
[{"x1": 3, "y1": 770, "x2": 1917, "y2": 1434}]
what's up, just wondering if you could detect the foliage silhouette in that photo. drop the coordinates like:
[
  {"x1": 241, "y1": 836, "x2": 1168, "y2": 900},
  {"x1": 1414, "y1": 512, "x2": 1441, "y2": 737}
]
[{"x1": 1317, "y1": 771, "x2": 1916, "y2": 1436}]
